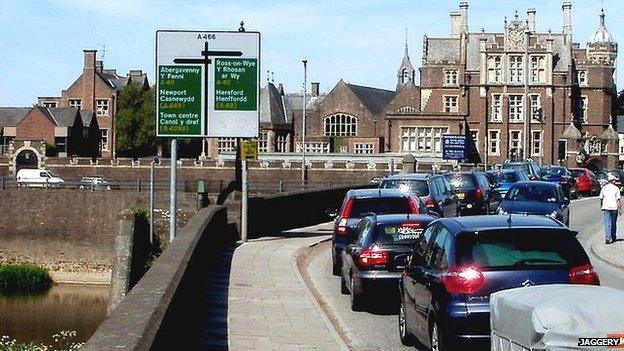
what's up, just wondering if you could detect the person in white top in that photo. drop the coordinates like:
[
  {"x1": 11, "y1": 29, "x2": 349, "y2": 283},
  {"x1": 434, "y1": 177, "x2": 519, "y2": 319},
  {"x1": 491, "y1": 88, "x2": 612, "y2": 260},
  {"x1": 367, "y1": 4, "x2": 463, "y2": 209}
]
[{"x1": 599, "y1": 173, "x2": 622, "y2": 244}]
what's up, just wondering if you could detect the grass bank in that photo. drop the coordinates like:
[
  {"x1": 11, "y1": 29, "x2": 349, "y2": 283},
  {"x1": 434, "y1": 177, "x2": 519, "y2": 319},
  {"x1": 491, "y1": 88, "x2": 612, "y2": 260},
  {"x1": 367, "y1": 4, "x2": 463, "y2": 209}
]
[{"x1": 0, "y1": 264, "x2": 53, "y2": 294}]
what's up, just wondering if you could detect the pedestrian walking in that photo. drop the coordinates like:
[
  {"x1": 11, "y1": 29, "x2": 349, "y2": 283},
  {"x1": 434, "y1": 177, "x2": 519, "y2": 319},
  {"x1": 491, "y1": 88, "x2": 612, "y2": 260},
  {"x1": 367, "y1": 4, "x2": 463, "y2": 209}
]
[{"x1": 599, "y1": 173, "x2": 622, "y2": 244}]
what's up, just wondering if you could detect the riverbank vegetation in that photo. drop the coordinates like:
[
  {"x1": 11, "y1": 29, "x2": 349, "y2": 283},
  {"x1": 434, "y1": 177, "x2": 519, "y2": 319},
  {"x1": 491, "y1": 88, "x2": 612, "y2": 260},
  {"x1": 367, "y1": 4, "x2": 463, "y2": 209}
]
[
  {"x1": 0, "y1": 331, "x2": 83, "y2": 351},
  {"x1": 0, "y1": 264, "x2": 53, "y2": 294}
]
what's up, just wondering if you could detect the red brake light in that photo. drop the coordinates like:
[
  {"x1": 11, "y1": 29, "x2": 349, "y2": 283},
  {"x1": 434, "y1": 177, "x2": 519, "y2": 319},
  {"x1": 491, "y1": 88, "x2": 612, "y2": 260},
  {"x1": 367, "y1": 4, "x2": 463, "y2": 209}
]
[
  {"x1": 401, "y1": 222, "x2": 423, "y2": 229},
  {"x1": 425, "y1": 198, "x2": 437, "y2": 208},
  {"x1": 357, "y1": 247, "x2": 389, "y2": 268},
  {"x1": 407, "y1": 197, "x2": 420, "y2": 214},
  {"x1": 340, "y1": 198, "x2": 354, "y2": 218},
  {"x1": 475, "y1": 188, "x2": 484, "y2": 201},
  {"x1": 569, "y1": 264, "x2": 601, "y2": 285},
  {"x1": 441, "y1": 266, "x2": 486, "y2": 294}
]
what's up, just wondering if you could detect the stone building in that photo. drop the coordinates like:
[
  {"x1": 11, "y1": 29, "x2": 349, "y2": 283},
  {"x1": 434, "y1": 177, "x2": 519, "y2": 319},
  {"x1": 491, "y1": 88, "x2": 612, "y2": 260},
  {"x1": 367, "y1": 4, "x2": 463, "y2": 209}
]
[
  {"x1": 37, "y1": 50, "x2": 148, "y2": 158},
  {"x1": 288, "y1": 2, "x2": 619, "y2": 170}
]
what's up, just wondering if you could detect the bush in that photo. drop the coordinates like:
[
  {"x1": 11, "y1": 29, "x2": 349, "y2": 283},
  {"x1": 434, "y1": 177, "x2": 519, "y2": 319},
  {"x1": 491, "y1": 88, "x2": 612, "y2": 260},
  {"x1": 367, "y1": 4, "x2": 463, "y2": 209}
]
[
  {"x1": 129, "y1": 207, "x2": 163, "y2": 288},
  {"x1": 0, "y1": 264, "x2": 52, "y2": 295},
  {"x1": 0, "y1": 331, "x2": 83, "y2": 351}
]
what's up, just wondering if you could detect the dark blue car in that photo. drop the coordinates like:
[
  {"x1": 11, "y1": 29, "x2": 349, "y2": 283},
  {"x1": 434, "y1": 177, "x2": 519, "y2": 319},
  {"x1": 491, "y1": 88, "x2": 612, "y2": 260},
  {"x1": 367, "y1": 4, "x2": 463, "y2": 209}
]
[
  {"x1": 331, "y1": 189, "x2": 426, "y2": 275},
  {"x1": 398, "y1": 215, "x2": 599, "y2": 350},
  {"x1": 540, "y1": 166, "x2": 578, "y2": 199},
  {"x1": 485, "y1": 169, "x2": 529, "y2": 198},
  {"x1": 498, "y1": 181, "x2": 570, "y2": 226},
  {"x1": 340, "y1": 214, "x2": 437, "y2": 311}
]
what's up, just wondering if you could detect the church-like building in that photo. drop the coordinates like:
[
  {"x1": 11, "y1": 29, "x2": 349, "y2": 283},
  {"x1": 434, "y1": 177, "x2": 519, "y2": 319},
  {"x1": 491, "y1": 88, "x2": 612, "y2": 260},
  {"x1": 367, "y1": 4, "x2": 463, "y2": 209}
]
[{"x1": 211, "y1": 1, "x2": 619, "y2": 170}]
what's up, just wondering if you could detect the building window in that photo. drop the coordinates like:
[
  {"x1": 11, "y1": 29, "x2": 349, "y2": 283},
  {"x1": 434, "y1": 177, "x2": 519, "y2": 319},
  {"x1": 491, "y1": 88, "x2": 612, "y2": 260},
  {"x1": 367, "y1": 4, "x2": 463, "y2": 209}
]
[
  {"x1": 491, "y1": 94, "x2": 502, "y2": 122},
  {"x1": 443, "y1": 96, "x2": 458, "y2": 113},
  {"x1": 577, "y1": 70, "x2": 587, "y2": 86},
  {"x1": 509, "y1": 130, "x2": 522, "y2": 158},
  {"x1": 354, "y1": 143, "x2": 374, "y2": 154},
  {"x1": 401, "y1": 127, "x2": 449, "y2": 154},
  {"x1": 257, "y1": 131, "x2": 269, "y2": 153},
  {"x1": 530, "y1": 56, "x2": 546, "y2": 83},
  {"x1": 324, "y1": 114, "x2": 357, "y2": 136},
  {"x1": 509, "y1": 56, "x2": 523, "y2": 84},
  {"x1": 276, "y1": 134, "x2": 287, "y2": 153},
  {"x1": 530, "y1": 94, "x2": 541, "y2": 122},
  {"x1": 96, "y1": 99, "x2": 109, "y2": 117},
  {"x1": 100, "y1": 129, "x2": 108, "y2": 151},
  {"x1": 558, "y1": 139, "x2": 568, "y2": 160},
  {"x1": 297, "y1": 142, "x2": 329, "y2": 153},
  {"x1": 55, "y1": 137, "x2": 67, "y2": 153},
  {"x1": 43, "y1": 102, "x2": 58, "y2": 108},
  {"x1": 579, "y1": 96, "x2": 588, "y2": 124},
  {"x1": 509, "y1": 95, "x2": 524, "y2": 122},
  {"x1": 69, "y1": 99, "x2": 82, "y2": 109},
  {"x1": 532, "y1": 131, "x2": 542, "y2": 156},
  {"x1": 488, "y1": 130, "x2": 500, "y2": 155},
  {"x1": 444, "y1": 69, "x2": 458, "y2": 86},
  {"x1": 217, "y1": 138, "x2": 238, "y2": 153},
  {"x1": 487, "y1": 56, "x2": 502, "y2": 83}
]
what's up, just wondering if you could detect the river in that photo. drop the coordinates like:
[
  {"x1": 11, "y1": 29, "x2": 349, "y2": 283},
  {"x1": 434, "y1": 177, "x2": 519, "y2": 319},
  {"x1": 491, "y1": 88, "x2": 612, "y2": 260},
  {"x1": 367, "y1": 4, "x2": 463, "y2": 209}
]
[{"x1": 0, "y1": 283, "x2": 109, "y2": 344}]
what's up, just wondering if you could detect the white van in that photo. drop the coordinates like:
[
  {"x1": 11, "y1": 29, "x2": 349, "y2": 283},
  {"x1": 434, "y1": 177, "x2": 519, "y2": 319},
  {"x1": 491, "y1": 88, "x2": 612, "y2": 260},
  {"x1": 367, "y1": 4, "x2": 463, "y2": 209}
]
[{"x1": 16, "y1": 169, "x2": 65, "y2": 188}]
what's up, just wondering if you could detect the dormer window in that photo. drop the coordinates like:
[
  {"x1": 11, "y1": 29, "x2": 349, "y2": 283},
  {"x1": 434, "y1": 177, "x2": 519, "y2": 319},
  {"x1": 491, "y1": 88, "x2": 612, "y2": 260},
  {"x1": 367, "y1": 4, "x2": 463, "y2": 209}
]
[{"x1": 444, "y1": 69, "x2": 458, "y2": 86}]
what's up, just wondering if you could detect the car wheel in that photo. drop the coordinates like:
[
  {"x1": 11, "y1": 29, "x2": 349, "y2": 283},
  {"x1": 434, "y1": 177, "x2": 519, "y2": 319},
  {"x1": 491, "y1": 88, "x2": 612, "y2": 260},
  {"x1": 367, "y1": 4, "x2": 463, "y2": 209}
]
[
  {"x1": 349, "y1": 275, "x2": 364, "y2": 311},
  {"x1": 430, "y1": 321, "x2": 446, "y2": 351},
  {"x1": 340, "y1": 273, "x2": 349, "y2": 295},
  {"x1": 399, "y1": 301, "x2": 415, "y2": 346}
]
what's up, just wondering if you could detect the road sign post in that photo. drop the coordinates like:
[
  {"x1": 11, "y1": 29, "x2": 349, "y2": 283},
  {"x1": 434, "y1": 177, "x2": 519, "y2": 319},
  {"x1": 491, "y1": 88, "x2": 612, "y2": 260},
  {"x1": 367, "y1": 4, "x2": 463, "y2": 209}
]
[{"x1": 156, "y1": 30, "x2": 260, "y2": 242}]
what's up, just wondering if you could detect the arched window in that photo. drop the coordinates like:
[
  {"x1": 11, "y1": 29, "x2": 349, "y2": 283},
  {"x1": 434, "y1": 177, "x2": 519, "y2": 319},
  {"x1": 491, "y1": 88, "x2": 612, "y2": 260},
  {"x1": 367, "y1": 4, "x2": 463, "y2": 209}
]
[
  {"x1": 401, "y1": 69, "x2": 408, "y2": 83},
  {"x1": 324, "y1": 114, "x2": 357, "y2": 136}
]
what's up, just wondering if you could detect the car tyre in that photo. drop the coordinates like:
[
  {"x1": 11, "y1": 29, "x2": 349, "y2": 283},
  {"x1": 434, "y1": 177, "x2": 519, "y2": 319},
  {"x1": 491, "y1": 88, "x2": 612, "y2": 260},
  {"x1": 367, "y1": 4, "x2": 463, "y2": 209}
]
[
  {"x1": 332, "y1": 256, "x2": 341, "y2": 276},
  {"x1": 430, "y1": 320, "x2": 447, "y2": 351},
  {"x1": 340, "y1": 273, "x2": 349, "y2": 295},
  {"x1": 399, "y1": 301, "x2": 415, "y2": 346},
  {"x1": 349, "y1": 275, "x2": 364, "y2": 311}
]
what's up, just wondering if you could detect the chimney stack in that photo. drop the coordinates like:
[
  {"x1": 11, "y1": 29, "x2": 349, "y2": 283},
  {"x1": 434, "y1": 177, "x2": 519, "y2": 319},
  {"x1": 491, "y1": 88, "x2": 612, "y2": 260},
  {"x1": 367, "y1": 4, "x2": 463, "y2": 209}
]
[
  {"x1": 95, "y1": 60, "x2": 103, "y2": 73},
  {"x1": 450, "y1": 12, "x2": 462, "y2": 38},
  {"x1": 311, "y1": 82, "x2": 320, "y2": 97},
  {"x1": 459, "y1": 2, "x2": 469, "y2": 33},
  {"x1": 527, "y1": 8, "x2": 536, "y2": 32},
  {"x1": 277, "y1": 83, "x2": 284, "y2": 95},
  {"x1": 562, "y1": 2, "x2": 572, "y2": 36},
  {"x1": 83, "y1": 50, "x2": 97, "y2": 71}
]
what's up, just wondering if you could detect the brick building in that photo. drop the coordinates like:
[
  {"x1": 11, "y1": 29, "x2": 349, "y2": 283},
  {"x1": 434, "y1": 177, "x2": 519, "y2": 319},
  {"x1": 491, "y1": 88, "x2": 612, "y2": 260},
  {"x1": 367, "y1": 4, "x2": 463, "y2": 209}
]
[
  {"x1": 37, "y1": 50, "x2": 148, "y2": 158},
  {"x1": 288, "y1": 2, "x2": 619, "y2": 170}
]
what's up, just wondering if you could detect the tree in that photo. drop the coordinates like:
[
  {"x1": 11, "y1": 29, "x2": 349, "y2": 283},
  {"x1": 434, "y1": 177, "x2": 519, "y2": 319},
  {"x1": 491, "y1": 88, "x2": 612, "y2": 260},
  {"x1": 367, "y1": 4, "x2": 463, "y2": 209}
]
[{"x1": 116, "y1": 83, "x2": 158, "y2": 158}]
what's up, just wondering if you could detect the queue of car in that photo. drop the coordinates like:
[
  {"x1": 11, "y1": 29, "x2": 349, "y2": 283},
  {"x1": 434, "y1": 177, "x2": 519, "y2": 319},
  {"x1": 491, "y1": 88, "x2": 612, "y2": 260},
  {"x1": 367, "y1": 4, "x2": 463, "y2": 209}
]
[{"x1": 329, "y1": 159, "x2": 609, "y2": 350}]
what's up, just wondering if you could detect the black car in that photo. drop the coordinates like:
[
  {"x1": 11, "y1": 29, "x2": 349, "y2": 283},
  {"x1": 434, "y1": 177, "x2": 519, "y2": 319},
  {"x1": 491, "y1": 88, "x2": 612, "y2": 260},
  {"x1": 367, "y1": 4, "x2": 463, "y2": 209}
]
[
  {"x1": 330, "y1": 189, "x2": 427, "y2": 275},
  {"x1": 540, "y1": 166, "x2": 578, "y2": 199},
  {"x1": 379, "y1": 173, "x2": 458, "y2": 218},
  {"x1": 498, "y1": 181, "x2": 570, "y2": 226},
  {"x1": 398, "y1": 215, "x2": 599, "y2": 350},
  {"x1": 444, "y1": 171, "x2": 501, "y2": 215},
  {"x1": 340, "y1": 214, "x2": 437, "y2": 311},
  {"x1": 501, "y1": 160, "x2": 542, "y2": 180}
]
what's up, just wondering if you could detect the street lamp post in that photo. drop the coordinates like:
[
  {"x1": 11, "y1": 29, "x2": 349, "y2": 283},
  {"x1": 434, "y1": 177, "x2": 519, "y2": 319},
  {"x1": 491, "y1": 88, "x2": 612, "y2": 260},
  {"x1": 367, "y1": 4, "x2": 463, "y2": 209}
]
[{"x1": 301, "y1": 60, "x2": 308, "y2": 187}]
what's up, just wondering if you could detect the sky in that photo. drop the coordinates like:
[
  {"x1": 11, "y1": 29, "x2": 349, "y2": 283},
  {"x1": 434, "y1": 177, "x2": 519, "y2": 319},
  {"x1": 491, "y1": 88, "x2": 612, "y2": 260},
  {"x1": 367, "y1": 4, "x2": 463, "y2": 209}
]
[{"x1": 0, "y1": 0, "x2": 622, "y2": 106}]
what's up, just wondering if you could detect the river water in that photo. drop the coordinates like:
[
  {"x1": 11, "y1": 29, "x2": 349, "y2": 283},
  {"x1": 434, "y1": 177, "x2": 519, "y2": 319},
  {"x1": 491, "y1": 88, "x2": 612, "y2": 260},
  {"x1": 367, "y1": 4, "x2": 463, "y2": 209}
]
[{"x1": 0, "y1": 283, "x2": 109, "y2": 344}]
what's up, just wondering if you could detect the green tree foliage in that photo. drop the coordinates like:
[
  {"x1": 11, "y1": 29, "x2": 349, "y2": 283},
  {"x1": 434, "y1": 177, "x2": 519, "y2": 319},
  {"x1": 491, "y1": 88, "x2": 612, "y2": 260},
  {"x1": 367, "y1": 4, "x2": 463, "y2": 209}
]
[{"x1": 116, "y1": 84, "x2": 157, "y2": 157}]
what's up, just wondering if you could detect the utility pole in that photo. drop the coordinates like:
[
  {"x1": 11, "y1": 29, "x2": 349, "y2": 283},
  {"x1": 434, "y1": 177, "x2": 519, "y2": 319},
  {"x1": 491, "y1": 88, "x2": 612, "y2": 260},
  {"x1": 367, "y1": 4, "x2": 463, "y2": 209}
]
[{"x1": 301, "y1": 60, "x2": 308, "y2": 187}]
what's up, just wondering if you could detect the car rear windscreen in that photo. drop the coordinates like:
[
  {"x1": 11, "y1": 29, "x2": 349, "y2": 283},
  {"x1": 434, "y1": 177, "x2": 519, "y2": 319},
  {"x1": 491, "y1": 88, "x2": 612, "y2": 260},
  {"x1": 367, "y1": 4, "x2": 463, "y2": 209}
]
[
  {"x1": 444, "y1": 174, "x2": 475, "y2": 188},
  {"x1": 372, "y1": 222, "x2": 424, "y2": 244},
  {"x1": 502, "y1": 163, "x2": 530, "y2": 174},
  {"x1": 507, "y1": 184, "x2": 557, "y2": 202},
  {"x1": 351, "y1": 197, "x2": 411, "y2": 217},
  {"x1": 380, "y1": 179, "x2": 429, "y2": 196},
  {"x1": 498, "y1": 172, "x2": 518, "y2": 183},
  {"x1": 456, "y1": 230, "x2": 588, "y2": 269}
]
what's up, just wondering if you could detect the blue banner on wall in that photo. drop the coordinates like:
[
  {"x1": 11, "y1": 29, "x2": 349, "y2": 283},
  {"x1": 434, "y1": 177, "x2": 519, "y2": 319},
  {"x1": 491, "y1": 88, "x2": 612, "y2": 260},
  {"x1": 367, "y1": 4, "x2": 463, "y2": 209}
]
[{"x1": 442, "y1": 135, "x2": 466, "y2": 160}]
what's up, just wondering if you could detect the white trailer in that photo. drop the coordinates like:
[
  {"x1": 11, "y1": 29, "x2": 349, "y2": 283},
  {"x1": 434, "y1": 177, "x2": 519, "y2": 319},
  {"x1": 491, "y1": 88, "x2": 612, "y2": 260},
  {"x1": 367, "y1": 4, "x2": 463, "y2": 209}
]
[{"x1": 490, "y1": 284, "x2": 624, "y2": 351}]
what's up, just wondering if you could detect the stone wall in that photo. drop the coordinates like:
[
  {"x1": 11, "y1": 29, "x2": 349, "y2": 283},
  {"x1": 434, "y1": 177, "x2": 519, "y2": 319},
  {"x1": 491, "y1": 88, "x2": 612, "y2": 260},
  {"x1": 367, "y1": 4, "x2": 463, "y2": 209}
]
[{"x1": 0, "y1": 188, "x2": 197, "y2": 278}]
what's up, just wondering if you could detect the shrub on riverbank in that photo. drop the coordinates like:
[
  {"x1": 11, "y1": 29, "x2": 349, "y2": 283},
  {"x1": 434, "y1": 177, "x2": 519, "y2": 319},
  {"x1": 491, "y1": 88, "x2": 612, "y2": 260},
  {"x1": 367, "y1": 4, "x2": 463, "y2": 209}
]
[
  {"x1": 0, "y1": 331, "x2": 83, "y2": 351},
  {"x1": 0, "y1": 264, "x2": 53, "y2": 294}
]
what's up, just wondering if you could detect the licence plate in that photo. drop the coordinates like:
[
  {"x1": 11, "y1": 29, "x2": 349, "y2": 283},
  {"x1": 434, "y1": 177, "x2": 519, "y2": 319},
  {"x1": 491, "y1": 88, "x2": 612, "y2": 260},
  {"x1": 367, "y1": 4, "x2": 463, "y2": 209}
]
[{"x1": 457, "y1": 193, "x2": 465, "y2": 200}]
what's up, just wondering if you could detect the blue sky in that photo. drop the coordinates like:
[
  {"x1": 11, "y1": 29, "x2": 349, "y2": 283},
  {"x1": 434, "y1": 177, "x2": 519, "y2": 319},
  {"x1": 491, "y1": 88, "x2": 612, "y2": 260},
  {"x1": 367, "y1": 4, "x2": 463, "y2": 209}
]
[{"x1": 0, "y1": 0, "x2": 621, "y2": 106}]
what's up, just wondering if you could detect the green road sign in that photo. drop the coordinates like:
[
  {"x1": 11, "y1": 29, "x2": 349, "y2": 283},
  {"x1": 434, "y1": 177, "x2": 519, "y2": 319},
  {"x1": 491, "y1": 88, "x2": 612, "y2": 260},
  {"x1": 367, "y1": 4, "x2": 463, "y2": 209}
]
[
  {"x1": 157, "y1": 65, "x2": 203, "y2": 136},
  {"x1": 214, "y1": 58, "x2": 258, "y2": 111}
]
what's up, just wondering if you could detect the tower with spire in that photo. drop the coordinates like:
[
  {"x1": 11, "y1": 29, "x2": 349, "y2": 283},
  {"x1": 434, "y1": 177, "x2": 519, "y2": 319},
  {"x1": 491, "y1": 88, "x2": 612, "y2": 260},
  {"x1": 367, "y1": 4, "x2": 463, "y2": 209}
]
[
  {"x1": 586, "y1": 8, "x2": 617, "y2": 66},
  {"x1": 397, "y1": 31, "x2": 416, "y2": 90}
]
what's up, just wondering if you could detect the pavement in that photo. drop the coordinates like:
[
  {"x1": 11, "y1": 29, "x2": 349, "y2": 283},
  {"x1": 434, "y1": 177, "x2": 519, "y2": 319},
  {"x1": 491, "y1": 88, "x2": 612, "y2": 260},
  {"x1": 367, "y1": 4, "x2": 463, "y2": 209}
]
[
  {"x1": 226, "y1": 227, "x2": 347, "y2": 351},
  {"x1": 590, "y1": 210, "x2": 624, "y2": 270}
]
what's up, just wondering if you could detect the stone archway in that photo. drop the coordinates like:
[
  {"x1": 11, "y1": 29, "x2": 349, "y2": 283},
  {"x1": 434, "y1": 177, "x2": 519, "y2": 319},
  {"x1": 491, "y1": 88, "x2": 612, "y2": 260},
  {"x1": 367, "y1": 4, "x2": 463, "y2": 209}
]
[{"x1": 13, "y1": 147, "x2": 40, "y2": 174}]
